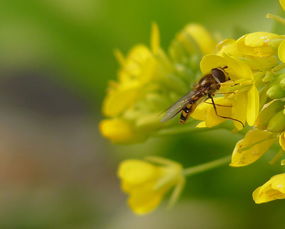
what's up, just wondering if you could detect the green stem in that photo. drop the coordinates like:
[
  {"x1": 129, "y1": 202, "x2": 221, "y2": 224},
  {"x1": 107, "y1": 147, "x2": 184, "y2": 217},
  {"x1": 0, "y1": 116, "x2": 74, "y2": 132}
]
[{"x1": 183, "y1": 155, "x2": 231, "y2": 176}]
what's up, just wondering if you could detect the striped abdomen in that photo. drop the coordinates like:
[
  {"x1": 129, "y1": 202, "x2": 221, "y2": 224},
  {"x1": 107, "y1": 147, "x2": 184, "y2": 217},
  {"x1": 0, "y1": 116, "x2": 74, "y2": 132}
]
[
  {"x1": 179, "y1": 92, "x2": 205, "y2": 124},
  {"x1": 180, "y1": 103, "x2": 194, "y2": 124}
]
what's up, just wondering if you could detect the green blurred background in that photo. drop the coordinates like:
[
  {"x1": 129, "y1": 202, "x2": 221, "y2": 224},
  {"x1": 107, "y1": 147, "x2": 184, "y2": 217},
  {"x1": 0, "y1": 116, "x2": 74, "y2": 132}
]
[{"x1": 0, "y1": 0, "x2": 284, "y2": 228}]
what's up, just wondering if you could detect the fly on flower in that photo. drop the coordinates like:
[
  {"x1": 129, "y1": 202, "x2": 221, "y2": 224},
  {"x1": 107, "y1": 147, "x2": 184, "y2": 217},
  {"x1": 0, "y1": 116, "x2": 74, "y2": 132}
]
[{"x1": 161, "y1": 67, "x2": 244, "y2": 126}]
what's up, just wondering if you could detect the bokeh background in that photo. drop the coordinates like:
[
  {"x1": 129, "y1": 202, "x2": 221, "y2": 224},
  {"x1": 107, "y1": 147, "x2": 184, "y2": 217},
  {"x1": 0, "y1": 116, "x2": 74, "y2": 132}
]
[{"x1": 0, "y1": 0, "x2": 284, "y2": 228}]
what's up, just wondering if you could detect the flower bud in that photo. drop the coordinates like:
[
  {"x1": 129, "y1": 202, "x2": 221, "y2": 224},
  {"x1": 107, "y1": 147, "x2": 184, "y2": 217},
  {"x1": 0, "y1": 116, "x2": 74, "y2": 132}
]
[
  {"x1": 279, "y1": 76, "x2": 285, "y2": 89},
  {"x1": 262, "y1": 71, "x2": 274, "y2": 83},
  {"x1": 266, "y1": 84, "x2": 285, "y2": 99},
  {"x1": 255, "y1": 100, "x2": 284, "y2": 129},
  {"x1": 267, "y1": 110, "x2": 285, "y2": 132}
]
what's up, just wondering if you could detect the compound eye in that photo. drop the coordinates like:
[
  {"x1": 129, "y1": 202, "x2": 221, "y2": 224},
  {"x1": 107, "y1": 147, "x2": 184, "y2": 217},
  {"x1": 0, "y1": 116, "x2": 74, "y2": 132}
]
[{"x1": 211, "y1": 68, "x2": 226, "y2": 83}]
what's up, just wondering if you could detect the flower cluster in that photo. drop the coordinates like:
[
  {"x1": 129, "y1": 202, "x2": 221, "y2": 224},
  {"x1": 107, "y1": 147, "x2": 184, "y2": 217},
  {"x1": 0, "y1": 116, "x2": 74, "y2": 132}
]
[
  {"x1": 100, "y1": 24, "x2": 216, "y2": 143},
  {"x1": 100, "y1": 0, "x2": 285, "y2": 215}
]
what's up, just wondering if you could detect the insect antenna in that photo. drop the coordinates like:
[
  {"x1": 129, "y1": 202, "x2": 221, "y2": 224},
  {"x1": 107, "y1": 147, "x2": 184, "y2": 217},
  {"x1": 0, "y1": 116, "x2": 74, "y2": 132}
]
[{"x1": 208, "y1": 95, "x2": 245, "y2": 128}]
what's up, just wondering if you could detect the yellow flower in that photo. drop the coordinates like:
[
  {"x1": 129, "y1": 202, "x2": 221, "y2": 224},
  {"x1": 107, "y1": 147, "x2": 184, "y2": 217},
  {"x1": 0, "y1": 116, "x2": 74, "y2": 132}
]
[
  {"x1": 195, "y1": 54, "x2": 259, "y2": 129},
  {"x1": 217, "y1": 33, "x2": 282, "y2": 71},
  {"x1": 118, "y1": 157, "x2": 185, "y2": 215},
  {"x1": 253, "y1": 173, "x2": 285, "y2": 204},
  {"x1": 236, "y1": 32, "x2": 281, "y2": 57},
  {"x1": 100, "y1": 24, "x2": 181, "y2": 143},
  {"x1": 101, "y1": 23, "x2": 217, "y2": 143},
  {"x1": 230, "y1": 129, "x2": 276, "y2": 167}
]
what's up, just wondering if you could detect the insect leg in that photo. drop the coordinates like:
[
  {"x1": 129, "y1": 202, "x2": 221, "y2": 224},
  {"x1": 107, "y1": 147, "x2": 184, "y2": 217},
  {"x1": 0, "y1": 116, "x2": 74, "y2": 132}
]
[
  {"x1": 208, "y1": 95, "x2": 245, "y2": 127},
  {"x1": 215, "y1": 92, "x2": 235, "y2": 95},
  {"x1": 204, "y1": 101, "x2": 232, "y2": 107}
]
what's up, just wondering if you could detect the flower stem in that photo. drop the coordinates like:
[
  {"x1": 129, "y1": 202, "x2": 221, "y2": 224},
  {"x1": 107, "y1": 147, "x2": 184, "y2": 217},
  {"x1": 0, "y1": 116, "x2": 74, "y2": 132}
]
[{"x1": 183, "y1": 155, "x2": 231, "y2": 176}]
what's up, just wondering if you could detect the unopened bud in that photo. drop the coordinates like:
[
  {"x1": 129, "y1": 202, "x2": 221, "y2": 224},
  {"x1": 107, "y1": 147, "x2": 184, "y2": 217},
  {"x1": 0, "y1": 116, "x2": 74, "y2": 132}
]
[
  {"x1": 255, "y1": 100, "x2": 284, "y2": 129},
  {"x1": 267, "y1": 111, "x2": 285, "y2": 132},
  {"x1": 266, "y1": 84, "x2": 285, "y2": 99}
]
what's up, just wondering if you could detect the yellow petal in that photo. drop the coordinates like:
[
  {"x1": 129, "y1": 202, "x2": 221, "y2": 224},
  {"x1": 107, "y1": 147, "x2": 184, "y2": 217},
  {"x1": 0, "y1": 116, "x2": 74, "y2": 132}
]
[
  {"x1": 102, "y1": 84, "x2": 141, "y2": 117},
  {"x1": 230, "y1": 129, "x2": 275, "y2": 167},
  {"x1": 184, "y1": 24, "x2": 216, "y2": 54},
  {"x1": 217, "y1": 39, "x2": 240, "y2": 56},
  {"x1": 246, "y1": 86, "x2": 259, "y2": 126},
  {"x1": 196, "y1": 121, "x2": 207, "y2": 128},
  {"x1": 253, "y1": 173, "x2": 285, "y2": 204},
  {"x1": 237, "y1": 32, "x2": 280, "y2": 57},
  {"x1": 191, "y1": 97, "x2": 232, "y2": 128},
  {"x1": 120, "y1": 45, "x2": 153, "y2": 82},
  {"x1": 200, "y1": 54, "x2": 253, "y2": 81},
  {"x1": 118, "y1": 160, "x2": 159, "y2": 187},
  {"x1": 278, "y1": 40, "x2": 285, "y2": 63},
  {"x1": 191, "y1": 101, "x2": 210, "y2": 121},
  {"x1": 204, "y1": 99, "x2": 232, "y2": 127},
  {"x1": 217, "y1": 38, "x2": 278, "y2": 71},
  {"x1": 232, "y1": 92, "x2": 247, "y2": 130},
  {"x1": 280, "y1": 0, "x2": 285, "y2": 11},
  {"x1": 279, "y1": 132, "x2": 285, "y2": 151},
  {"x1": 241, "y1": 55, "x2": 278, "y2": 71},
  {"x1": 99, "y1": 119, "x2": 142, "y2": 144},
  {"x1": 244, "y1": 32, "x2": 278, "y2": 47},
  {"x1": 128, "y1": 188, "x2": 164, "y2": 215}
]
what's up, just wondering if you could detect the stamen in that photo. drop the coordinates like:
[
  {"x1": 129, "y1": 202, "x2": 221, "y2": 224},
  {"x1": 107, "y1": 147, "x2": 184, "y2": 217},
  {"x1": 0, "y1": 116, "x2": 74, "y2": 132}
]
[{"x1": 266, "y1": 13, "x2": 285, "y2": 25}]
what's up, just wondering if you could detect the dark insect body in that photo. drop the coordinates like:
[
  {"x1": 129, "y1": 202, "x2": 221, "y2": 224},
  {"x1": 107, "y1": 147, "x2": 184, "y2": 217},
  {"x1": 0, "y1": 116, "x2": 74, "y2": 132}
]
[{"x1": 161, "y1": 67, "x2": 244, "y2": 126}]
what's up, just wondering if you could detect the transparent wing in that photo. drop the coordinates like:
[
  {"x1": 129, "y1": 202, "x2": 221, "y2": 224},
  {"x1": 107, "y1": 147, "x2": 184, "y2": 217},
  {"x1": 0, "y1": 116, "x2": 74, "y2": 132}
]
[{"x1": 161, "y1": 91, "x2": 196, "y2": 122}]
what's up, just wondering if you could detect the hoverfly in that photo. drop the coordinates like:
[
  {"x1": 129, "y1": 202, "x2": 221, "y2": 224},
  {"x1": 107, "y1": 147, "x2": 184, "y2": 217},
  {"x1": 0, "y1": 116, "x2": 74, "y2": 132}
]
[{"x1": 161, "y1": 67, "x2": 244, "y2": 126}]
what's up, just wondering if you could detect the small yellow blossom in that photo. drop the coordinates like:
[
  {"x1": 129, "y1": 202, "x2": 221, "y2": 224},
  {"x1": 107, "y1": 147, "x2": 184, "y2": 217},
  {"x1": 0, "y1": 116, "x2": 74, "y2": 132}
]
[
  {"x1": 230, "y1": 129, "x2": 276, "y2": 167},
  {"x1": 100, "y1": 24, "x2": 178, "y2": 143},
  {"x1": 236, "y1": 32, "x2": 281, "y2": 57},
  {"x1": 217, "y1": 33, "x2": 282, "y2": 71},
  {"x1": 101, "y1": 24, "x2": 218, "y2": 143},
  {"x1": 253, "y1": 173, "x2": 285, "y2": 203},
  {"x1": 118, "y1": 157, "x2": 185, "y2": 215}
]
